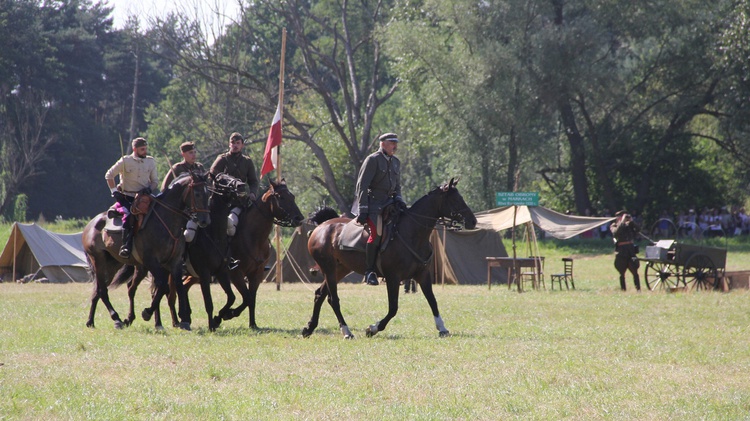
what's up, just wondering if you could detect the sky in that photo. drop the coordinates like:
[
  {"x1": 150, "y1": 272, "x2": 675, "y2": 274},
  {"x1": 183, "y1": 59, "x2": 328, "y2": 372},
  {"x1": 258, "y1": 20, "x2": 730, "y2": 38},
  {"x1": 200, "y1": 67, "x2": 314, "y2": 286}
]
[{"x1": 107, "y1": 0, "x2": 242, "y2": 30}]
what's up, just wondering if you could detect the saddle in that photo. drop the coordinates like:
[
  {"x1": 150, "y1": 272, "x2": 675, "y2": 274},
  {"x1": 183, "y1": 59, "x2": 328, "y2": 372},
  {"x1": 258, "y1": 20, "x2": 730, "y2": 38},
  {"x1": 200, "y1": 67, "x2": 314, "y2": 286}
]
[
  {"x1": 103, "y1": 193, "x2": 155, "y2": 250},
  {"x1": 338, "y1": 205, "x2": 400, "y2": 252}
]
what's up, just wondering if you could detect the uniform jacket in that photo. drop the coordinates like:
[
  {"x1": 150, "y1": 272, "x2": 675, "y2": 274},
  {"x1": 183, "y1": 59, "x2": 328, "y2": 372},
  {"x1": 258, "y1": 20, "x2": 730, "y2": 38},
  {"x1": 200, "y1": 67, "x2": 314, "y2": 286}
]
[
  {"x1": 611, "y1": 219, "x2": 640, "y2": 243},
  {"x1": 105, "y1": 153, "x2": 158, "y2": 197},
  {"x1": 354, "y1": 148, "x2": 402, "y2": 216},
  {"x1": 210, "y1": 152, "x2": 259, "y2": 197},
  {"x1": 161, "y1": 161, "x2": 205, "y2": 191}
]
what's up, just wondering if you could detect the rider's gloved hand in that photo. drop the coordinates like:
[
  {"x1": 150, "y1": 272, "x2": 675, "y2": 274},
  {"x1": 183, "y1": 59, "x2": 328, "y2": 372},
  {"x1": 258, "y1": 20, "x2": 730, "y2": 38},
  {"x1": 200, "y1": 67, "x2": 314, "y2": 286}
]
[{"x1": 356, "y1": 213, "x2": 368, "y2": 225}]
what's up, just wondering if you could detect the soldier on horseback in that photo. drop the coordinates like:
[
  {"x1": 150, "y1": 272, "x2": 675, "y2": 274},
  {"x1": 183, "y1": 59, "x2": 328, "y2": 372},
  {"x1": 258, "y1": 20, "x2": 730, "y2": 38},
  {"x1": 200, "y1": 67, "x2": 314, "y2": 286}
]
[
  {"x1": 209, "y1": 132, "x2": 260, "y2": 269},
  {"x1": 354, "y1": 132, "x2": 407, "y2": 286},
  {"x1": 161, "y1": 141, "x2": 205, "y2": 243},
  {"x1": 105, "y1": 137, "x2": 159, "y2": 258}
]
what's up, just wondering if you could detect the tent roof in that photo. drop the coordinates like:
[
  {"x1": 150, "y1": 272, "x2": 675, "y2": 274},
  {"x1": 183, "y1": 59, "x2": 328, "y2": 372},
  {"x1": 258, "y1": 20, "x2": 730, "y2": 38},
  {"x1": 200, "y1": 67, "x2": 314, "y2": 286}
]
[
  {"x1": 475, "y1": 205, "x2": 615, "y2": 240},
  {"x1": 0, "y1": 223, "x2": 88, "y2": 282}
]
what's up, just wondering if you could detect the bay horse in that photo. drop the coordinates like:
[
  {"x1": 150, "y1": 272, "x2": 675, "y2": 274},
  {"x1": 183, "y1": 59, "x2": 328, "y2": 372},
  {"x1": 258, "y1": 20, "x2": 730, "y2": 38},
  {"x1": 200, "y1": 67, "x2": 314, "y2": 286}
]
[
  {"x1": 177, "y1": 178, "x2": 304, "y2": 329},
  {"x1": 115, "y1": 172, "x2": 249, "y2": 331},
  {"x1": 302, "y1": 178, "x2": 477, "y2": 339},
  {"x1": 83, "y1": 172, "x2": 211, "y2": 330}
]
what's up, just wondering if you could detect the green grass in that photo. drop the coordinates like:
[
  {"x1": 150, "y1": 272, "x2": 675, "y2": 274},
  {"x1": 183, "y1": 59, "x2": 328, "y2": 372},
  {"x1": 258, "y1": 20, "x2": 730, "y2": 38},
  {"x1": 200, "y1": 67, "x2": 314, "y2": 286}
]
[
  {"x1": 3, "y1": 227, "x2": 750, "y2": 419},
  {"x1": 2, "y1": 248, "x2": 750, "y2": 420}
]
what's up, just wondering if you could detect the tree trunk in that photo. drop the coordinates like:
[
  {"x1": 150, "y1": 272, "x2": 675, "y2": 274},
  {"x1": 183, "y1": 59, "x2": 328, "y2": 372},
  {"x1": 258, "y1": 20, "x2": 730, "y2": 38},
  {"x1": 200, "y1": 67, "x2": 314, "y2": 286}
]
[{"x1": 558, "y1": 97, "x2": 592, "y2": 214}]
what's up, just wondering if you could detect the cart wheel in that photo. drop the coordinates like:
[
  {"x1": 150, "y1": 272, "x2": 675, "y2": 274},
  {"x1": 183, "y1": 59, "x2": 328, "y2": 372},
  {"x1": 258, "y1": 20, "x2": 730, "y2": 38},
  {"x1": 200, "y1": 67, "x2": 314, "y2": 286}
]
[
  {"x1": 681, "y1": 254, "x2": 718, "y2": 291},
  {"x1": 645, "y1": 261, "x2": 678, "y2": 291}
]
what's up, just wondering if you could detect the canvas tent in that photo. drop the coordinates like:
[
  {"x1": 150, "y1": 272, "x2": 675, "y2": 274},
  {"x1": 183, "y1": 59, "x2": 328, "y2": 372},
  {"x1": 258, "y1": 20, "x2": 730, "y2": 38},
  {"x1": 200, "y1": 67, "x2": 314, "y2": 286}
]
[
  {"x1": 0, "y1": 223, "x2": 89, "y2": 283},
  {"x1": 265, "y1": 222, "x2": 508, "y2": 285},
  {"x1": 475, "y1": 205, "x2": 615, "y2": 240}
]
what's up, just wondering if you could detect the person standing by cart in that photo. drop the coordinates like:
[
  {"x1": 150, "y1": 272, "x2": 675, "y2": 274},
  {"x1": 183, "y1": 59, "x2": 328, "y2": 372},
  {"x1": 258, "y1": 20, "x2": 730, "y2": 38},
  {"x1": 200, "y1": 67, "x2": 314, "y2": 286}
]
[{"x1": 611, "y1": 210, "x2": 641, "y2": 291}]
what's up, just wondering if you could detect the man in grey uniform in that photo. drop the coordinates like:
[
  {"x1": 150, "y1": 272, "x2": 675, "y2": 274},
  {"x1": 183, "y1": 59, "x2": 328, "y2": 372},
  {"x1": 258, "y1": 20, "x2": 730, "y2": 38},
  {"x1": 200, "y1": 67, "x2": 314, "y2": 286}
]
[{"x1": 354, "y1": 132, "x2": 407, "y2": 285}]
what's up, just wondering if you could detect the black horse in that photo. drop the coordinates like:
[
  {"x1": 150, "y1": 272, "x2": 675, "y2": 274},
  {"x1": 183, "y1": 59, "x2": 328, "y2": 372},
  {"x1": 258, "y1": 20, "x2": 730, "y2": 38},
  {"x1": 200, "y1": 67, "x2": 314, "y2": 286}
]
[
  {"x1": 83, "y1": 172, "x2": 211, "y2": 330},
  {"x1": 215, "y1": 179, "x2": 305, "y2": 328},
  {"x1": 302, "y1": 179, "x2": 477, "y2": 339},
  {"x1": 115, "y1": 172, "x2": 249, "y2": 331}
]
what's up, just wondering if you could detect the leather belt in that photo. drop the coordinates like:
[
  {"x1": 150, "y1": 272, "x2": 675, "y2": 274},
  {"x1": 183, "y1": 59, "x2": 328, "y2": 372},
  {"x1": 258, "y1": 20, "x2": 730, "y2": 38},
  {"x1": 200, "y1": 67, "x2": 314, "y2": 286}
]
[{"x1": 616, "y1": 241, "x2": 633, "y2": 246}]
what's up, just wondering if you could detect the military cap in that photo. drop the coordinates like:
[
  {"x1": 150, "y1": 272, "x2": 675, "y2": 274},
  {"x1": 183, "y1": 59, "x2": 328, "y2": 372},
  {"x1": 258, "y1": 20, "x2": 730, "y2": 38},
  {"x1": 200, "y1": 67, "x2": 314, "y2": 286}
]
[
  {"x1": 180, "y1": 141, "x2": 195, "y2": 153},
  {"x1": 229, "y1": 132, "x2": 244, "y2": 143},
  {"x1": 378, "y1": 133, "x2": 399, "y2": 142}
]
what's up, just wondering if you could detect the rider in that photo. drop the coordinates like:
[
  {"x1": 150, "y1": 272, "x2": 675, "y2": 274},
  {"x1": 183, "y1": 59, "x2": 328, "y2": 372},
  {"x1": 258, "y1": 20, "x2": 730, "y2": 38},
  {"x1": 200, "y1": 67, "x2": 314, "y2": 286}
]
[
  {"x1": 354, "y1": 132, "x2": 407, "y2": 286},
  {"x1": 105, "y1": 137, "x2": 159, "y2": 258},
  {"x1": 611, "y1": 210, "x2": 641, "y2": 291},
  {"x1": 209, "y1": 132, "x2": 260, "y2": 268},
  {"x1": 161, "y1": 141, "x2": 205, "y2": 242}
]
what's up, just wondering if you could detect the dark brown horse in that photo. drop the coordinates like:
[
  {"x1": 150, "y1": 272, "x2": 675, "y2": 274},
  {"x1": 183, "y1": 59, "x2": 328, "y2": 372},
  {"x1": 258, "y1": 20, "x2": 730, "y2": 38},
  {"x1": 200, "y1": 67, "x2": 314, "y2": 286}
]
[
  {"x1": 302, "y1": 179, "x2": 476, "y2": 339},
  {"x1": 116, "y1": 172, "x2": 249, "y2": 331},
  {"x1": 176, "y1": 179, "x2": 304, "y2": 329},
  {"x1": 83, "y1": 172, "x2": 211, "y2": 330}
]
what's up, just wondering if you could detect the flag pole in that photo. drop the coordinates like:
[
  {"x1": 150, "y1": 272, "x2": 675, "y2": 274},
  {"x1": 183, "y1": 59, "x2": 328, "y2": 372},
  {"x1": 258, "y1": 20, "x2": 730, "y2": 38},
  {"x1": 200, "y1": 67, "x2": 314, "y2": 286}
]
[{"x1": 275, "y1": 28, "x2": 287, "y2": 291}]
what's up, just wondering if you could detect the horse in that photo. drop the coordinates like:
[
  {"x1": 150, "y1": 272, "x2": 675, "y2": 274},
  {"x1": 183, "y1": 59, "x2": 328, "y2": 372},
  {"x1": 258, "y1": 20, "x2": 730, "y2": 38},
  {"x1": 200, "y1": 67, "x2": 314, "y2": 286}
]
[
  {"x1": 214, "y1": 179, "x2": 305, "y2": 329},
  {"x1": 302, "y1": 178, "x2": 476, "y2": 339},
  {"x1": 114, "y1": 172, "x2": 249, "y2": 331},
  {"x1": 83, "y1": 171, "x2": 211, "y2": 330}
]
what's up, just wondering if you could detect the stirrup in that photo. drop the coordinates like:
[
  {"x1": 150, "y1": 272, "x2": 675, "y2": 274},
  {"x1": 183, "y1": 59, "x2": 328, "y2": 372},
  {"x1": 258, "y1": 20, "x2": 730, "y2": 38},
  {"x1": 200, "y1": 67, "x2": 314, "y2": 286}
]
[
  {"x1": 119, "y1": 247, "x2": 131, "y2": 258},
  {"x1": 364, "y1": 272, "x2": 379, "y2": 286},
  {"x1": 227, "y1": 257, "x2": 240, "y2": 271}
]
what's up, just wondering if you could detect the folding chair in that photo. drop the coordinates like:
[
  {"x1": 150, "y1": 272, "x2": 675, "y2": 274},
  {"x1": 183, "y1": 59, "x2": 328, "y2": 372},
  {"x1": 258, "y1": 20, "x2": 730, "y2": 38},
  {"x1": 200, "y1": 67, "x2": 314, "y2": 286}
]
[{"x1": 550, "y1": 257, "x2": 574, "y2": 290}]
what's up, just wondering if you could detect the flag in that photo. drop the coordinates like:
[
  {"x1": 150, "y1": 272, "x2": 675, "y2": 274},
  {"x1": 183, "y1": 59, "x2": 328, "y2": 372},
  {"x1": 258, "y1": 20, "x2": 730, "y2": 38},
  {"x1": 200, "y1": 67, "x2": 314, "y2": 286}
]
[{"x1": 261, "y1": 102, "x2": 282, "y2": 177}]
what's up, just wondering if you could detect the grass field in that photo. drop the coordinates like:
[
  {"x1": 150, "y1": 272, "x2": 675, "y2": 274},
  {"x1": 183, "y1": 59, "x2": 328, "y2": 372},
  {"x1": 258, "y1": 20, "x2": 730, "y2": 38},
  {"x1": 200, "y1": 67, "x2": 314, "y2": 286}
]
[{"x1": 2, "y1": 238, "x2": 750, "y2": 419}]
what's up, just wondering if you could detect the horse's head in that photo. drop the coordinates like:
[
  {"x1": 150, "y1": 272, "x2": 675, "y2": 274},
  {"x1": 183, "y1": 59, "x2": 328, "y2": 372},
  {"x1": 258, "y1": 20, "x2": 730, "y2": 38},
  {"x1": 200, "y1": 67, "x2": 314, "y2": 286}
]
[
  {"x1": 436, "y1": 178, "x2": 477, "y2": 229},
  {"x1": 169, "y1": 171, "x2": 211, "y2": 228},
  {"x1": 210, "y1": 172, "x2": 251, "y2": 208},
  {"x1": 260, "y1": 179, "x2": 304, "y2": 227}
]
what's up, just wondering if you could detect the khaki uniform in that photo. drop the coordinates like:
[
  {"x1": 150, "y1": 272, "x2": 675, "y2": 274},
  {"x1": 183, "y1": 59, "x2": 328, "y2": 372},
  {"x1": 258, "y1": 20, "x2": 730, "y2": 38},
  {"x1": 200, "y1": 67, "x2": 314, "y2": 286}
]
[
  {"x1": 210, "y1": 152, "x2": 259, "y2": 197},
  {"x1": 611, "y1": 217, "x2": 641, "y2": 290},
  {"x1": 161, "y1": 161, "x2": 205, "y2": 191},
  {"x1": 354, "y1": 148, "x2": 402, "y2": 217},
  {"x1": 105, "y1": 154, "x2": 158, "y2": 197}
]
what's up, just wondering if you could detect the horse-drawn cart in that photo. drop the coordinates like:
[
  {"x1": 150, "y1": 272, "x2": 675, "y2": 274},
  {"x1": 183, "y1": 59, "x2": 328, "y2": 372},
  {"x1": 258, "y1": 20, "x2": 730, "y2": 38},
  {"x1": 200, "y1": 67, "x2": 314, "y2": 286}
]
[{"x1": 640, "y1": 240, "x2": 727, "y2": 291}]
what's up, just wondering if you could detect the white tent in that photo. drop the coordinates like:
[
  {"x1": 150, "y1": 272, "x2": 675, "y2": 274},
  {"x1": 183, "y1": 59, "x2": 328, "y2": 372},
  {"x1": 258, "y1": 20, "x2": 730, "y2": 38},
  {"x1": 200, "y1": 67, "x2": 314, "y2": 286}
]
[
  {"x1": 0, "y1": 223, "x2": 89, "y2": 283},
  {"x1": 475, "y1": 205, "x2": 615, "y2": 239}
]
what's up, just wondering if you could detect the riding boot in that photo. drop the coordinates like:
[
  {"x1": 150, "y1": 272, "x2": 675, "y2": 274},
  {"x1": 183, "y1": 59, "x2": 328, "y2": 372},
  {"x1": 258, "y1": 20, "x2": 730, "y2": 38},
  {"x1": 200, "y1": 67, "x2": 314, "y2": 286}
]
[
  {"x1": 363, "y1": 242, "x2": 379, "y2": 286},
  {"x1": 119, "y1": 219, "x2": 133, "y2": 258}
]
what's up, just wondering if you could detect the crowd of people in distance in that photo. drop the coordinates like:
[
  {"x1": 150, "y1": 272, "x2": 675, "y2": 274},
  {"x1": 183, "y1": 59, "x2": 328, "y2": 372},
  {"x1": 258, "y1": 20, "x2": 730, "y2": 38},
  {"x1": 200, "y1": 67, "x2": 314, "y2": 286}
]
[{"x1": 576, "y1": 206, "x2": 750, "y2": 240}]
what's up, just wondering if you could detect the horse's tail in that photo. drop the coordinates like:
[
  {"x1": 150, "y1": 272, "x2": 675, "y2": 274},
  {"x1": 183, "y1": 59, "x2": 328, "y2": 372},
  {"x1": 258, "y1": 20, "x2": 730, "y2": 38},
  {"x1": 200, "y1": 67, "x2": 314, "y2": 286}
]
[
  {"x1": 109, "y1": 264, "x2": 136, "y2": 290},
  {"x1": 85, "y1": 254, "x2": 95, "y2": 282},
  {"x1": 308, "y1": 206, "x2": 340, "y2": 225}
]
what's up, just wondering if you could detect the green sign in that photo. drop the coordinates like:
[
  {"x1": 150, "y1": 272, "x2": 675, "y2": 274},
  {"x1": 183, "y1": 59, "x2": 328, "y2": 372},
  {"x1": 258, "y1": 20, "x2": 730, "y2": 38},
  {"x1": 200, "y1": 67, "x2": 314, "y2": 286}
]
[{"x1": 496, "y1": 192, "x2": 539, "y2": 206}]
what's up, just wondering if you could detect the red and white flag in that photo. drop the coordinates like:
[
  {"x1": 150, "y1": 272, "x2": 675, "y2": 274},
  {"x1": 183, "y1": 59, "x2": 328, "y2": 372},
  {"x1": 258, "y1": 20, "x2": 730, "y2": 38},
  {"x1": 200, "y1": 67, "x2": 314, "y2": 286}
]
[{"x1": 261, "y1": 102, "x2": 282, "y2": 177}]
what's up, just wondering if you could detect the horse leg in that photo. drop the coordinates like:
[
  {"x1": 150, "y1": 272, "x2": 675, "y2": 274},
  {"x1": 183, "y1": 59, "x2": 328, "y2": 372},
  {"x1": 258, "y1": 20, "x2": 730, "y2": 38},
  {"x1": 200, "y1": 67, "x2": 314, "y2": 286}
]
[
  {"x1": 365, "y1": 277, "x2": 400, "y2": 337},
  {"x1": 301, "y1": 282, "x2": 330, "y2": 338},
  {"x1": 173, "y1": 267, "x2": 192, "y2": 331},
  {"x1": 325, "y1": 279, "x2": 355, "y2": 339},
  {"x1": 226, "y1": 271, "x2": 249, "y2": 321},
  {"x1": 166, "y1": 275, "x2": 180, "y2": 327},
  {"x1": 197, "y1": 275, "x2": 217, "y2": 332},
  {"x1": 246, "y1": 270, "x2": 264, "y2": 329},
  {"x1": 418, "y1": 272, "x2": 450, "y2": 337},
  {"x1": 124, "y1": 267, "x2": 146, "y2": 327},
  {"x1": 87, "y1": 262, "x2": 125, "y2": 329},
  {"x1": 216, "y1": 274, "x2": 236, "y2": 322},
  {"x1": 142, "y1": 268, "x2": 169, "y2": 330}
]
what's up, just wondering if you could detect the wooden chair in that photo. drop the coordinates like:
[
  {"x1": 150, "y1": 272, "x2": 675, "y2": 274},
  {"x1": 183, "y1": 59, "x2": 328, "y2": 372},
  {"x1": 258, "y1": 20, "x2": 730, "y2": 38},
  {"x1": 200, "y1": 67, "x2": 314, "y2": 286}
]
[
  {"x1": 550, "y1": 257, "x2": 574, "y2": 290},
  {"x1": 520, "y1": 256, "x2": 545, "y2": 290}
]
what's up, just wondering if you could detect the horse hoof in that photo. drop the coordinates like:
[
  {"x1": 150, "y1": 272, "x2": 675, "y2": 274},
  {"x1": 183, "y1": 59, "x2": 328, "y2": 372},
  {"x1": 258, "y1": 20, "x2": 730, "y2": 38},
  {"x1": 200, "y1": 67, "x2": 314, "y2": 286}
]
[
  {"x1": 155, "y1": 325, "x2": 165, "y2": 332},
  {"x1": 365, "y1": 324, "x2": 378, "y2": 337},
  {"x1": 114, "y1": 321, "x2": 124, "y2": 330},
  {"x1": 86, "y1": 321, "x2": 95, "y2": 328},
  {"x1": 179, "y1": 322, "x2": 192, "y2": 331},
  {"x1": 141, "y1": 308, "x2": 153, "y2": 321},
  {"x1": 344, "y1": 333, "x2": 355, "y2": 340},
  {"x1": 212, "y1": 316, "x2": 222, "y2": 328},
  {"x1": 439, "y1": 330, "x2": 450, "y2": 337},
  {"x1": 301, "y1": 328, "x2": 312, "y2": 338}
]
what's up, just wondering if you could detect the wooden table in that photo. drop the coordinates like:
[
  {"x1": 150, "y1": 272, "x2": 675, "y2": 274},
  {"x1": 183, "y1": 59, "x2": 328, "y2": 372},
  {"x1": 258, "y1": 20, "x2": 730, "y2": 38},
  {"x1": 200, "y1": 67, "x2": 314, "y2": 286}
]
[{"x1": 486, "y1": 257, "x2": 543, "y2": 291}]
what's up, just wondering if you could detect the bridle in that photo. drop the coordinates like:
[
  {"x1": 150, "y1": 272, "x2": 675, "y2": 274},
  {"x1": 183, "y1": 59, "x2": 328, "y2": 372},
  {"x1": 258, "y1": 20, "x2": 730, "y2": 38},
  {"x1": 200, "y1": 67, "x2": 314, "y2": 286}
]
[{"x1": 256, "y1": 185, "x2": 298, "y2": 227}]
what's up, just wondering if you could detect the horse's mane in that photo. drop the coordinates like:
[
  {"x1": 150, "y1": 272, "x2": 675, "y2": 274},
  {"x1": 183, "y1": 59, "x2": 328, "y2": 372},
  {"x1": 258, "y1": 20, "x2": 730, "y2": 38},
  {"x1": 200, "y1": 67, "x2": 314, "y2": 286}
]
[{"x1": 308, "y1": 206, "x2": 340, "y2": 225}]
